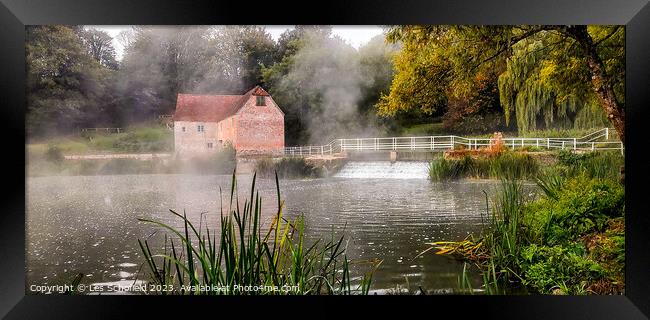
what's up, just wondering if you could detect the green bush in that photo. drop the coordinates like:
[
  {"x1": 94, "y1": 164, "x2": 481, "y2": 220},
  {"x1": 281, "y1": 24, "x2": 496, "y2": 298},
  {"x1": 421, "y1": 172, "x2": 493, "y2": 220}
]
[
  {"x1": 520, "y1": 244, "x2": 604, "y2": 294},
  {"x1": 486, "y1": 152, "x2": 539, "y2": 179},
  {"x1": 519, "y1": 128, "x2": 601, "y2": 139},
  {"x1": 112, "y1": 128, "x2": 172, "y2": 153},
  {"x1": 526, "y1": 176, "x2": 624, "y2": 245},
  {"x1": 556, "y1": 150, "x2": 623, "y2": 180},
  {"x1": 255, "y1": 158, "x2": 322, "y2": 179},
  {"x1": 428, "y1": 157, "x2": 468, "y2": 180},
  {"x1": 428, "y1": 152, "x2": 539, "y2": 181},
  {"x1": 45, "y1": 145, "x2": 64, "y2": 164},
  {"x1": 534, "y1": 167, "x2": 566, "y2": 200}
]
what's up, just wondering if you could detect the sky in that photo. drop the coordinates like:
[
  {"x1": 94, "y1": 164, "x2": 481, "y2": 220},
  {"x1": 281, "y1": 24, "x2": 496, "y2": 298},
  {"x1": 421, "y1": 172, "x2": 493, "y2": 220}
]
[{"x1": 90, "y1": 25, "x2": 385, "y2": 60}]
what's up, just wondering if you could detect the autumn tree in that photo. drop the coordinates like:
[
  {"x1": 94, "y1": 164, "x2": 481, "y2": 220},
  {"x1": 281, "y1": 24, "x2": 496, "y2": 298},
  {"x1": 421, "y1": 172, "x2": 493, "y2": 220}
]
[{"x1": 379, "y1": 25, "x2": 625, "y2": 143}]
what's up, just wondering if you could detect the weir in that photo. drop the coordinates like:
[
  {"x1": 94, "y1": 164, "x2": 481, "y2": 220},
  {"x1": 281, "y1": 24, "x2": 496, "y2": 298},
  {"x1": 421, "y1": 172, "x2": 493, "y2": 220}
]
[{"x1": 333, "y1": 161, "x2": 430, "y2": 179}]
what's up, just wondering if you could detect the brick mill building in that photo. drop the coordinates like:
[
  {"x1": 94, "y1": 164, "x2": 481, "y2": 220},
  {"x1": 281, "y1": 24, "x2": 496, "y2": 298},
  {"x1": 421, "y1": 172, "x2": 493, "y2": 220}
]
[{"x1": 172, "y1": 86, "x2": 285, "y2": 158}]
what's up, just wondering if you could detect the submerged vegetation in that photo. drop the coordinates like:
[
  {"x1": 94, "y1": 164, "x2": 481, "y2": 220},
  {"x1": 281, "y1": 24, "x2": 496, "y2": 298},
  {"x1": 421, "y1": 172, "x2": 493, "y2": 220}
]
[
  {"x1": 431, "y1": 150, "x2": 625, "y2": 295},
  {"x1": 137, "y1": 172, "x2": 379, "y2": 295}
]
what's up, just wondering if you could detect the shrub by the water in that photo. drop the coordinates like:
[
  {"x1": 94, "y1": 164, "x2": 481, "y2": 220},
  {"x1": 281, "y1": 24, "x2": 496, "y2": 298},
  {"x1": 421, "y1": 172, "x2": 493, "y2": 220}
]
[
  {"x1": 556, "y1": 150, "x2": 623, "y2": 181},
  {"x1": 431, "y1": 174, "x2": 625, "y2": 295},
  {"x1": 428, "y1": 152, "x2": 539, "y2": 181},
  {"x1": 526, "y1": 177, "x2": 624, "y2": 246},
  {"x1": 45, "y1": 145, "x2": 65, "y2": 164},
  {"x1": 111, "y1": 127, "x2": 172, "y2": 152},
  {"x1": 255, "y1": 158, "x2": 322, "y2": 179},
  {"x1": 519, "y1": 243, "x2": 604, "y2": 294},
  {"x1": 428, "y1": 157, "x2": 466, "y2": 180}
]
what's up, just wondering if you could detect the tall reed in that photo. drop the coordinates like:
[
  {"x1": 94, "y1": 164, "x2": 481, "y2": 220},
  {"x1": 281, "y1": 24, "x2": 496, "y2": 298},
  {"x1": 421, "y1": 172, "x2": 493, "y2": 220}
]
[
  {"x1": 481, "y1": 179, "x2": 527, "y2": 285},
  {"x1": 429, "y1": 153, "x2": 539, "y2": 181},
  {"x1": 137, "y1": 171, "x2": 379, "y2": 295}
]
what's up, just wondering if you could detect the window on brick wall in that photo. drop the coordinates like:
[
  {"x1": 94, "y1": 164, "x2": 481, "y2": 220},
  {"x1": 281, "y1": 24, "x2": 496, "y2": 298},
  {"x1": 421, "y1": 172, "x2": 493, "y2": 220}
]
[
  {"x1": 182, "y1": 127, "x2": 186, "y2": 132},
  {"x1": 207, "y1": 142, "x2": 213, "y2": 149},
  {"x1": 256, "y1": 96, "x2": 266, "y2": 106},
  {"x1": 197, "y1": 124, "x2": 204, "y2": 132}
]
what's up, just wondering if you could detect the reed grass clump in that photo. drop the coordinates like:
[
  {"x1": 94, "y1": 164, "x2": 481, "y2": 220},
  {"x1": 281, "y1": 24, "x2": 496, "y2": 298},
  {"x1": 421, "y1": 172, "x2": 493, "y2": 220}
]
[
  {"x1": 428, "y1": 152, "x2": 539, "y2": 181},
  {"x1": 137, "y1": 171, "x2": 379, "y2": 295},
  {"x1": 556, "y1": 150, "x2": 623, "y2": 181},
  {"x1": 255, "y1": 158, "x2": 322, "y2": 179}
]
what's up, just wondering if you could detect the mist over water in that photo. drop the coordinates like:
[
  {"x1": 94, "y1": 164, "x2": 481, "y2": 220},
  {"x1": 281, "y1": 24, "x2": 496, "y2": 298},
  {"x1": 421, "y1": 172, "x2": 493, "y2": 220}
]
[{"x1": 26, "y1": 174, "x2": 502, "y2": 293}]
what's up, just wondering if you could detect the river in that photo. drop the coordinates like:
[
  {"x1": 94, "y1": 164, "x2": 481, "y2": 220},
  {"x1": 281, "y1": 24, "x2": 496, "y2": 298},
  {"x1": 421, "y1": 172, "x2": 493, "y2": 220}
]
[{"x1": 27, "y1": 163, "x2": 506, "y2": 294}]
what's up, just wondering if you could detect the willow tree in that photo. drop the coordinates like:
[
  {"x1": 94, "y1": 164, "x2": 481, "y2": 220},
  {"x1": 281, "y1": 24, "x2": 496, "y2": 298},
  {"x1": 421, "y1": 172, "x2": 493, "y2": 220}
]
[
  {"x1": 499, "y1": 27, "x2": 623, "y2": 134},
  {"x1": 379, "y1": 25, "x2": 625, "y2": 144}
]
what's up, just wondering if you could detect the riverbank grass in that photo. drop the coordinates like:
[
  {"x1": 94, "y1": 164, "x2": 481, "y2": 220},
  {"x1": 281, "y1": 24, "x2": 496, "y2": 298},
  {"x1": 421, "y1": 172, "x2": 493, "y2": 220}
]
[
  {"x1": 430, "y1": 151, "x2": 625, "y2": 294},
  {"x1": 255, "y1": 158, "x2": 323, "y2": 179},
  {"x1": 428, "y1": 152, "x2": 539, "y2": 181}
]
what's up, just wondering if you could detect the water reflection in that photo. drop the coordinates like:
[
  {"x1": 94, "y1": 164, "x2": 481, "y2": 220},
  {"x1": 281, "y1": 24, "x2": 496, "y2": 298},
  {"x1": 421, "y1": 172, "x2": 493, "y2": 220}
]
[{"x1": 27, "y1": 174, "x2": 506, "y2": 293}]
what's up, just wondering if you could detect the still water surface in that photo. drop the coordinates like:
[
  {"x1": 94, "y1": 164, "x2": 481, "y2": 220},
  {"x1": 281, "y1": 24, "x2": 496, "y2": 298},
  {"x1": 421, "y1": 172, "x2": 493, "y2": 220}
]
[{"x1": 27, "y1": 172, "x2": 505, "y2": 294}]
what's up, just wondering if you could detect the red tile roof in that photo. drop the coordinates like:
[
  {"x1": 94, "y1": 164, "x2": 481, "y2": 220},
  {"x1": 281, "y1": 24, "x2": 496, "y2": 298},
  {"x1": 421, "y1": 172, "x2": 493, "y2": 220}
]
[{"x1": 173, "y1": 86, "x2": 269, "y2": 122}]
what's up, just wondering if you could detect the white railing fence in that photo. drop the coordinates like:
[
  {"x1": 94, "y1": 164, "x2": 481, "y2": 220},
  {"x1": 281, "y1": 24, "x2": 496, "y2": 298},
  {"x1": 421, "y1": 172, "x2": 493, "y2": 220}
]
[{"x1": 283, "y1": 128, "x2": 623, "y2": 157}]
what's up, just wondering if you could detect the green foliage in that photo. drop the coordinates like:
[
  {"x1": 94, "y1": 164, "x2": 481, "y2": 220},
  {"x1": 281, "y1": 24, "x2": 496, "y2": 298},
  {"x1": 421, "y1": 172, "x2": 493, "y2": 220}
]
[
  {"x1": 263, "y1": 29, "x2": 398, "y2": 144},
  {"x1": 45, "y1": 145, "x2": 64, "y2": 164},
  {"x1": 428, "y1": 152, "x2": 539, "y2": 181},
  {"x1": 401, "y1": 122, "x2": 445, "y2": 136},
  {"x1": 255, "y1": 158, "x2": 322, "y2": 179},
  {"x1": 519, "y1": 244, "x2": 603, "y2": 294},
  {"x1": 428, "y1": 157, "x2": 467, "y2": 180},
  {"x1": 36, "y1": 125, "x2": 173, "y2": 154},
  {"x1": 434, "y1": 165, "x2": 625, "y2": 294},
  {"x1": 111, "y1": 127, "x2": 173, "y2": 152},
  {"x1": 518, "y1": 128, "x2": 602, "y2": 138},
  {"x1": 589, "y1": 218, "x2": 625, "y2": 279},
  {"x1": 380, "y1": 25, "x2": 624, "y2": 136},
  {"x1": 485, "y1": 152, "x2": 539, "y2": 180},
  {"x1": 534, "y1": 168, "x2": 566, "y2": 200},
  {"x1": 497, "y1": 32, "x2": 610, "y2": 133},
  {"x1": 556, "y1": 150, "x2": 624, "y2": 181},
  {"x1": 483, "y1": 179, "x2": 528, "y2": 277},
  {"x1": 27, "y1": 26, "x2": 115, "y2": 136},
  {"x1": 526, "y1": 177, "x2": 624, "y2": 245},
  {"x1": 137, "y1": 172, "x2": 379, "y2": 295}
]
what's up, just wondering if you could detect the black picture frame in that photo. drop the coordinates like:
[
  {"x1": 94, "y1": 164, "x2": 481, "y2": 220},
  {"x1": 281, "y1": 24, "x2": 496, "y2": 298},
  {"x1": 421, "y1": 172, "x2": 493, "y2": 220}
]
[{"x1": 2, "y1": 0, "x2": 649, "y2": 318}]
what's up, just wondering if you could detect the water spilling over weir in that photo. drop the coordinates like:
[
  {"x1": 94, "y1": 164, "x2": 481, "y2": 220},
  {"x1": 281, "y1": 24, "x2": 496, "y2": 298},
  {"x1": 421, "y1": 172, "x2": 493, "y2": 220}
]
[{"x1": 333, "y1": 161, "x2": 430, "y2": 179}]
